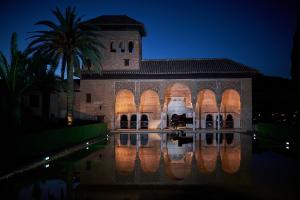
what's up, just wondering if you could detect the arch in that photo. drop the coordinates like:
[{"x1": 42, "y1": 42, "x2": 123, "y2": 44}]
[
  {"x1": 120, "y1": 115, "x2": 128, "y2": 129},
  {"x1": 220, "y1": 136, "x2": 241, "y2": 174},
  {"x1": 164, "y1": 83, "x2": 192, "y2": 128},
  {"x1": 220, "y1": 89, "x2": 241, "y2": 129},
  {"x1": 225, "y1": 114, "x2": 234, "y2": 128},
  {"x1": 128, "y1": 41, "x2": 134, "y2": 53},
  {"x1": 110, "y1": 41, "x2": 116, "y2": 52},
  {"x1": 140, "y1": 114, "x2": 149, "y2": 129},
  {"x1": 140, "y1": 90, "x2": 161, "y2": 129},
  {"x1": 197, "y1": 89, "x2": 218, "y2": 129},
  {"x1": 115, "y1": 89, "x2": 136, "y2": 129},
  {"x1": 205, "y1": 114, "x2": 213, "y2": 129},
  {"x1": 115, "y1": 146, "x2": 136, "y2": 175},
  {"x1": 130, "y1": 114, "x2": 137, "y2": 129}
]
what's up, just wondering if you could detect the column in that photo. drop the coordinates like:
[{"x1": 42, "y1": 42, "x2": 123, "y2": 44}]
[
  {"x1": 193, "y1": 111, "x2": 196, "y2": 131},
  {"x1": 136, "y1": 105, "x2": 139, "y2": 131},
  {"x1": 160, "y1": 111, "x2": 163, "y2": 130}
]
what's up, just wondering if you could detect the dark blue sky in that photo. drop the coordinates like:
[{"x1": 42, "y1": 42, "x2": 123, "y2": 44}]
[{"x1": 0, "y1": 0, "x2": 299, "y2": 78}]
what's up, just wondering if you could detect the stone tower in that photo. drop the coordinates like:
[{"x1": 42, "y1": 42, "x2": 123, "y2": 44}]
[{"x1": 86, "y1": 15, "x2": 147, "y2": 71}]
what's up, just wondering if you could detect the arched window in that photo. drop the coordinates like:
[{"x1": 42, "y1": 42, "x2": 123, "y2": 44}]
[
  {"x1": 206, "y1": 114, "x2": 213, "y2": 128},
  {"x1": 141, "y1": 114, "x2": 148, "y2": 129},
  {"x1": 120, "y1": 115, "x2": 128, "y2": 129},
  {"x1": 225, "y1": 114, "x2": 234, "y2": 128},
  {"x1": 119, "y1": 41, "x2": 125, "y2": 52},
  {"x1": 128, "y1": 41, "x2": 134, "y2": 53},
  {"x1": 110, "y1": 41, "x2": 116, "y2": 52},
  {"x1": 130, "y1": 114, "x2": 137, "y2": 129}
]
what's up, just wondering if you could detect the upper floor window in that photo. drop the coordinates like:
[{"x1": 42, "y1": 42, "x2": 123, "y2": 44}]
[
  {"x1": 124, "y1": 59, "x2": 129, "y2": 66},
  {"x1": 119, "y1": 41, "x2": 125, "y2": 53},
  {"x1": 86, "y1": 93, "x2": 91, "y2": 103},
  {"x1": 128, "y1": 41, "x2": 134, "y2": 53},
  {"x1": 110, "y1": 41, "x2": 116, "y2": 52}
]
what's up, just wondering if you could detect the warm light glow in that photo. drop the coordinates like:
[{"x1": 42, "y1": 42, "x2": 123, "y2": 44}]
[
  {"x1": 115, "y1": 89, "x2": 136, "y2": 114},
  {"x1": 67, "y1": 116, "x2": 72, "y2": 126},
  {"x1": 140, "y1": 90, "x2": 160, "y2": 129}
]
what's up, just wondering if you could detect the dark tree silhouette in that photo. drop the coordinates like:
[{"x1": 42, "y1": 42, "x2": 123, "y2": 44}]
[{"x1": 291, "y1": 12, "x2": 300, "y2": 81}]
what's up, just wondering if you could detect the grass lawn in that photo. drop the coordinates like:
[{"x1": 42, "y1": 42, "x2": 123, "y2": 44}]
[
  {"x1": 255, "y1": 123, "x2": 300, "y2": 144},
  {"x1": 1, "y1": 123, "x2": 107, "y2": 176}
]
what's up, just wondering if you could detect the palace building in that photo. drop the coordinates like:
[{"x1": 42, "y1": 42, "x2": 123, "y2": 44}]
[{"x1": 49, "y1": 15, "x2": 257, "y2": 131}]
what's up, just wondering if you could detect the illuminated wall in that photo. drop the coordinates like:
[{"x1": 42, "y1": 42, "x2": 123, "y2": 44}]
[
  {"x1": 197, "y1": 89, "x2": 218, "y2": 128},
  {"x1": 220, "y1": 89, "x2": 241, "y2": 128},
  {"x1": 140, "y1": 90, "x2": 161, "y2": 129}
]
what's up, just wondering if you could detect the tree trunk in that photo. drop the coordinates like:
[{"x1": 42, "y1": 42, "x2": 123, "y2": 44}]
[{"x1": 66, "y1": 56, "x2": 74, "y2": 125}]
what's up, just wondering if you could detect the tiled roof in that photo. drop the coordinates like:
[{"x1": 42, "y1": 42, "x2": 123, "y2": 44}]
[
  {"x1": 82, "y1": 58, "x2": 258, "y2": 79},
  {"x1": 85, "y1": 15, "x2": 146, "y2": 36}
]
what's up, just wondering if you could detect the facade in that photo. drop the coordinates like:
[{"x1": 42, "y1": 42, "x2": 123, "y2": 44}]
[{"x1": 50, "y1": 15, "x2": 257, "y2": 131}]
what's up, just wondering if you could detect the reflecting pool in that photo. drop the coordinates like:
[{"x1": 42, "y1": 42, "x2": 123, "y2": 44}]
[{"x1": 1, "y1": 131, "x2": 300, "y2": 200}]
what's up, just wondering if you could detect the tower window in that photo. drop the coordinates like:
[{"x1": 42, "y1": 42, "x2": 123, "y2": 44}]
[
  {"x1": 119, "y1": 41, "x2": 125, "y2": 52},
  {"x1": 110, "y1": 41, "x2": 116, "y2": 52},
  {"x1": 124, "y1": 59, "x2": 129, "y2": 66},
  {"x1": 128, "y1": 41, "x2": 134, "y2": 53},
  {"x1": 86, "y1": 93, "x2": 91, "y2": 103}
]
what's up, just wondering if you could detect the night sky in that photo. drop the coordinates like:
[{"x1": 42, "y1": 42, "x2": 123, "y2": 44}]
[{"x1": 0, "y1": 0, "x2": 299, "y2": 78}]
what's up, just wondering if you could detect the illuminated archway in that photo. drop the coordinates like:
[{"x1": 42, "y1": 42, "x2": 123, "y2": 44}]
[
  {"x1": 164, "y1": 83, "x2": 192, "y2": 128},
  {"x1": 115, "y1": 89, "x2": 136, "y2": 129},
  {"x1": 220, "y1": 89, "x2": 241, "y2": 128},
  {"x1": 196, "y1": 89, "x2": 218, "y2": 129},
  {"x1": 140, "y1": 90, "x2": 160, "y2": 129}
]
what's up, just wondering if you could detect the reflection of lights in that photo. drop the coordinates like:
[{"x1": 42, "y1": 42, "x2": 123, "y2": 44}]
[
  {"x1": 86, "y1": 146, "x2": 89, "y2": 150},
  {"x1": 285, "y1": 141, "x2": 290, "y2": 150},
  {"x1": 45, "y1": 156, "x2": 50, "y2": 161},
  {"x1": 253, "y1": 136, "x2": 256, "y2": 140},
  {"x1": 45, "y1": 164, "x2": 50, "y2": 168},
  {"x1": 67, "y1": 116, "x2": 72, "y2": 126},
  {"x1": 86, "y1": 142, "x2": 89, "y2": 145}
]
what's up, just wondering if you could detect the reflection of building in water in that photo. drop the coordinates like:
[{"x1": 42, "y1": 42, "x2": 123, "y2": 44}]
[
  {"x1": 115, "y1": 134, "x2": 137, "y2": 175},
  {"x1": 195, "y1": 133, "x2": 218, "y2": 173},
  {"x1": 220, "y1": 133, "x2": 241, "y2": 174},
  {"x1": 163, "y1": 133, "x2": 193, "y2": 180},
  {"x1": 138, "y1": 134, "x2": 161, "y2": 173},
  {"x1": 113, "y1": 132, "x2": 245, "y2": 180}
]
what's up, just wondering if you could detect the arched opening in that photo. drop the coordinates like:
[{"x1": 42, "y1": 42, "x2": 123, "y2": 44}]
[
  {"x1": 164, "y1": 83, "x2": 192, "y2": 129},
  {"x1": 197, "y1": 89, "x2": 218, "y2": 129},
  {"x1": 115, "y1": 89, "x2": 136, "y2": 129},
  {"x1": 225, "y1": 114, "x2": 234, "y2": 128},
  {"x1": 119, "y1": 41, "x2": 125, "y2": 52},
  {"x1": 130, "y1": 114, "x2": 137, "y2": 129},
  {"x1": 206, "y1": 114, "x2": 213, "y2": 129},
  {"x1": 140, "y1": 114, "x2": 149, "y2": 129},
  {"x1": 128, "y1": 41, "x2": 134, "y2": 53},
  {"x1": 110, "y1": 41, "x2": 116, "y2": 52},
  {"x1": 120, "y1": 115, "x2": 128, "y2": 129},
  {"x1": 140, "y1": 90, "x2": 160, "y2": 129},
  {"x1": 221, "y1": 89, "x2": 241, "y2": 129}
]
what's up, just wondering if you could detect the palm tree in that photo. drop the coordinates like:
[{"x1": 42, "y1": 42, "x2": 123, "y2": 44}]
[
  {"x1": 28, "y1": 6, "x2": 104, "y2": 125},
  {"x1": 0, "y1": 33, "x2": 32, "y2": 127}
]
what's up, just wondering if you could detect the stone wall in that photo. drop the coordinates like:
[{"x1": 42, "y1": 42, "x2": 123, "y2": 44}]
[{"x1": 75, "y1": 78, "x2": 252, "y2": 131}]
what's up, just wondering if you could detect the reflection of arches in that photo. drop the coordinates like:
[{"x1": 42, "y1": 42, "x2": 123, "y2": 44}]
[
  {"x1": 115, "y1": 147, "x2": 136, "y2": 175},
  {"x1": 220, "y1": 133, "x2": 241, "y2": 174},
  {"x1": 196, "y1": 136, "x2": 218, "y2": 174},
  {"x1": 225, "y1": 114, "x2": 234, "y2": 128},
  {"x1": 140, "y1": 90, "x2": 160, "y2": 129},
  {"x1": 139, "y1": 133, "x2": 161, "y2": 173},
  {"x1": 120, "y1": 115, "x2": 128, "y2": 129},
  {"x1": 197, "y1": 89, "x2": 218, "y2": 129},
  {"x1": 221, "y1": 89, "x2": 241, "y2": 128},
  {"x1": 130, "y1": 114, "x2": 137, "y2": 129},
  {"x1": 206, "y1": 114, "x2": 213, "y2": 128},
  {"x1": 120, "y1": 134, "x2": 128, "y2": 145},
  {"x1": 141, "y1": 114, "x2": 148, "y2": 129}
]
